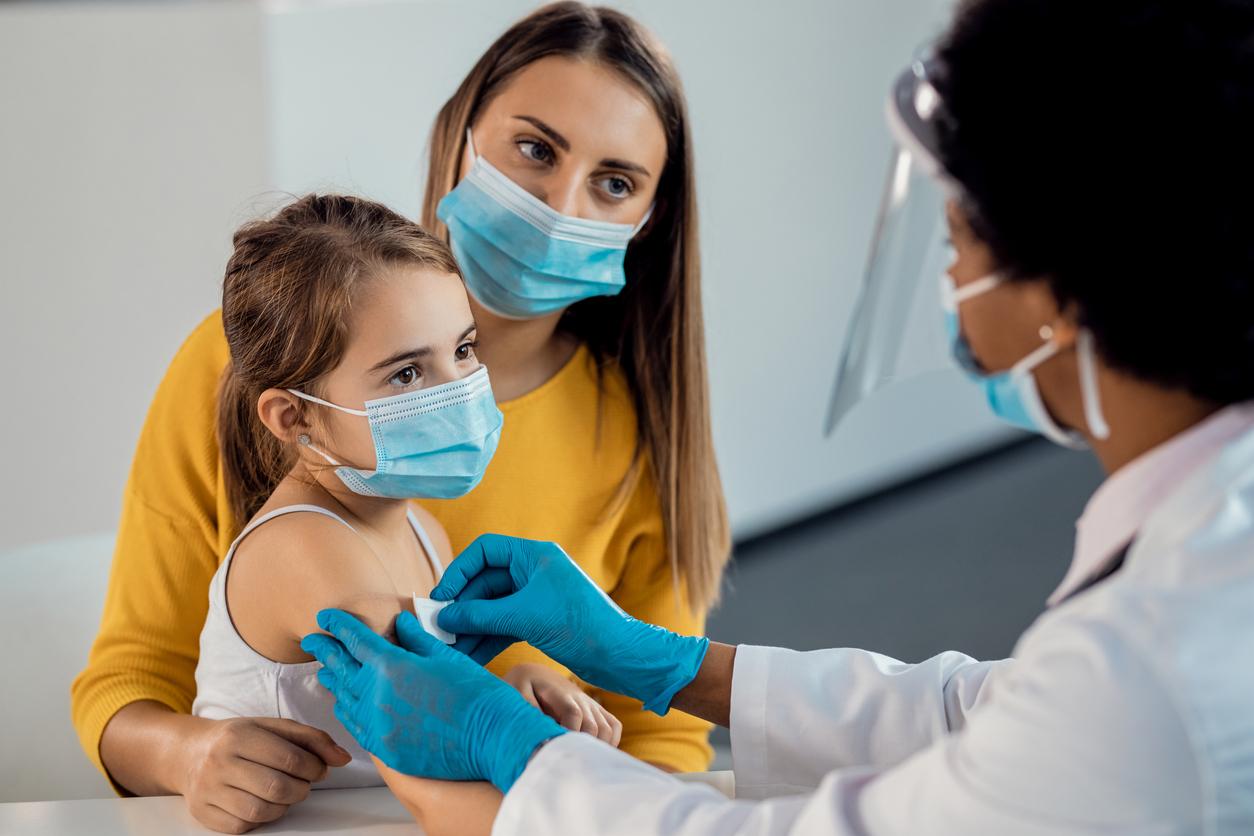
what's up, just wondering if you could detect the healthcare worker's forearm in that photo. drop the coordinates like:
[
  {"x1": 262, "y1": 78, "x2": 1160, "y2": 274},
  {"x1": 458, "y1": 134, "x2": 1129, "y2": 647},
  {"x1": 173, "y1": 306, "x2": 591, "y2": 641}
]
[
  {"x1": 668, "y1": 642, "x2": 736, "y2": 727},
  {"x1": 99, "y1": 700, "x2": 196, "y2": 795}
]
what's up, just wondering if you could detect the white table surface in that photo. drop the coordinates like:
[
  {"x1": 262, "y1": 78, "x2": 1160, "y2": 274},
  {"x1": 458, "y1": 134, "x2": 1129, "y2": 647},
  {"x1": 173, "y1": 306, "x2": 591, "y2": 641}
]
[
  {"x1": 0, "y1": 772, "x2": 735, "y2": 835},
  {"x1": 0, "y1": 787, "x2": 421, "y2": 836}
]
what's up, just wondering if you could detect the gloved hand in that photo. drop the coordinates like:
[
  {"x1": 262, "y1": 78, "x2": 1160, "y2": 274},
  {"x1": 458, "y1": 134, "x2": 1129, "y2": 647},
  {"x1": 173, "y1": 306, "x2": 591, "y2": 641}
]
[
  {"x1": 431, "y1": 533, "x2": 710, "y2": 715},
  {"x1": 301, "y1": 608, "x2": 565, "y2": 793}
]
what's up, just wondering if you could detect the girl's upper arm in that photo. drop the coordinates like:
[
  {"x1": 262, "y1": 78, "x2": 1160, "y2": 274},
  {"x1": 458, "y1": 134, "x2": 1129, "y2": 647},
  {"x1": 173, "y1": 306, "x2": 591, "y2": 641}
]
[{"x1": 228, "y1": 514, "x2": 409, "y2": 656}]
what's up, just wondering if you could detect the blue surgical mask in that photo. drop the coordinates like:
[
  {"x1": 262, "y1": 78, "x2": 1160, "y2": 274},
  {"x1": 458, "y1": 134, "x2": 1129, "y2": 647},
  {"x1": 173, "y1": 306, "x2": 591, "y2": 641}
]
[
  {"x1": 287, "y1": 366, "x2": 503, "y2": 499},
  {"x1": 436, "y1": 130, "x2": 650, "y2": 319},
  {"x1": 940, "y1": 272, "x2": 1109, "y2": 449}
]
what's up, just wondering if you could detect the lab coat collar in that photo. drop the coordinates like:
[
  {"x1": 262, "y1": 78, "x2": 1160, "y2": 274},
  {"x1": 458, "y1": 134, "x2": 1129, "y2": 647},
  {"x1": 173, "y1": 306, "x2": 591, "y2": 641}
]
[{"x1": 1048, "y1": 401, "x2": 1254, "y2": 606}]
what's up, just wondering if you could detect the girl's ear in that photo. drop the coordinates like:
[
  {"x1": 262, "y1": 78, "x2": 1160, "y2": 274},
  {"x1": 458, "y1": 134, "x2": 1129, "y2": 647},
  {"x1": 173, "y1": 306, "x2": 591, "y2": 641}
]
[{"x1": 257, "y1": 389, "x2": 306, "y2": 443}]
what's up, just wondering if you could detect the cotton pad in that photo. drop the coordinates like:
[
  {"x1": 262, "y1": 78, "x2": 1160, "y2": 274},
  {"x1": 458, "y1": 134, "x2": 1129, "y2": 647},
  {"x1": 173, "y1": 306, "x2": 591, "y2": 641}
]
[{"x1": 412, "y1": 594, "x2": 456, "y2": 644}]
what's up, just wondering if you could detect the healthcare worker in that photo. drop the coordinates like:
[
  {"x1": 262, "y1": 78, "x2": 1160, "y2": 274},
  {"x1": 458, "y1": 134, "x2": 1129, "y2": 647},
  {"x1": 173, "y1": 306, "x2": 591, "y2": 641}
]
[{"x1": 303, "y1": 0, "x2": 1254, "y2": 832}]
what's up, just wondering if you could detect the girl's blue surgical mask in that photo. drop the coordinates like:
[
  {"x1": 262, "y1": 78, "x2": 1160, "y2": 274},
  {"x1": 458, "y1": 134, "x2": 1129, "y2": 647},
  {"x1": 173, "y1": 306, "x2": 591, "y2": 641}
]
[
  {"x1": 436, "y1": 131, "x2": 650, "y2": 319},
  {"x1": 288, "y1": 366, "x2": 503, "y2": 499},
  {"x1": 940, "y1": 272, "x2": 1110, "y2": 449}
]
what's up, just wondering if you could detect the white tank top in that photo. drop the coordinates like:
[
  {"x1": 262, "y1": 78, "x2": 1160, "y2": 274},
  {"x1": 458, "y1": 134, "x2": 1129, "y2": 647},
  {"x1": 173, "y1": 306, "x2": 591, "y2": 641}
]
[{"x1": 192, "y1": 504, "x2": 444, "y2": 788}]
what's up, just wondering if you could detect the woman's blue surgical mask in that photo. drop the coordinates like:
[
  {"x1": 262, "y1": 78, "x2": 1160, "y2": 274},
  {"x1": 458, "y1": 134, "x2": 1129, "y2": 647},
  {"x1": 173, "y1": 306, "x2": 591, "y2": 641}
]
[
  {"x1": 287, "y1": 366, "x2": 503, "y2": 499},
  {"x1": 436, "y1": 130, "x2": 650, "y2": 319},
  {"x1": 940, "y1": 272, "x2": 1110, "y2": 449}
]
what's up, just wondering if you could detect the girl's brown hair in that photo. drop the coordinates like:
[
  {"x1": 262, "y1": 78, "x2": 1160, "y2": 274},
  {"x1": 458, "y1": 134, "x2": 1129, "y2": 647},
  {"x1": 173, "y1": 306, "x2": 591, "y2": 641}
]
[
  {"x1": 218, "y1": 194, "x2": 461, "y2": 529},
  {"x1": 420, "y1": 2, "x2": 731, "y2": 610}
]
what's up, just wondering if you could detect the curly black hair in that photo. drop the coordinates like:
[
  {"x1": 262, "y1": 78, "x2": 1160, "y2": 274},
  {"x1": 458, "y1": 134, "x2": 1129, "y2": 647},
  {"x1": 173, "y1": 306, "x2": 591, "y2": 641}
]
[{"x1": 934, "y1": 0, "x2": 1254, "y2": 405}]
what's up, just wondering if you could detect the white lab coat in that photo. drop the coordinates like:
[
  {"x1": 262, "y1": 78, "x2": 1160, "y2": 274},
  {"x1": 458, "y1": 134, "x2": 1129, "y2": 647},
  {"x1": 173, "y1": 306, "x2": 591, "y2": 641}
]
[{"x1": 493, "y1": 421, "x2": 1254, "y2": 835}]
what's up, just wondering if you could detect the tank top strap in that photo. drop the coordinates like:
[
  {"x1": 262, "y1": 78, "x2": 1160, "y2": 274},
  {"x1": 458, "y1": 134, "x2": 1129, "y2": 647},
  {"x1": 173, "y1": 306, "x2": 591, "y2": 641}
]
[
  {"x1": 406, "y1": 509, "x2": 445, "y2": 578},
  {"x1": 225, "y1": 504, "x2": 358, "y2": 563}
]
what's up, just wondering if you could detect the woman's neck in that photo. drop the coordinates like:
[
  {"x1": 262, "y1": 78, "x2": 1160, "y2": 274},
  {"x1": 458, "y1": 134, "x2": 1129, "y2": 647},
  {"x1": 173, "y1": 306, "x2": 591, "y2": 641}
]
[
  {"x1": 1088, "y1": 376, "x2": 1220, "y2": 476},
  {"x1": 1038, "y1": 349, "x2": 1221, "y2": 477},
  {"x1": 471, "y1": 300, "x2": 580, "y2": 402}
]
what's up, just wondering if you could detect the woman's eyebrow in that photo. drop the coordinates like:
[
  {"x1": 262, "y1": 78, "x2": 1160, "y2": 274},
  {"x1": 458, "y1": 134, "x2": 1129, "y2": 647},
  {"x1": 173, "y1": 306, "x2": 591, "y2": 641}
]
[
  {"x1": 513, "y1": 115, "x2": 570, "y2": 151},
  {"x1": 512, "y1": 115, "x2": 652, "y2": 178},
  {"x1": 602, "y1": 157, "x2": 651, "y2": 177}
]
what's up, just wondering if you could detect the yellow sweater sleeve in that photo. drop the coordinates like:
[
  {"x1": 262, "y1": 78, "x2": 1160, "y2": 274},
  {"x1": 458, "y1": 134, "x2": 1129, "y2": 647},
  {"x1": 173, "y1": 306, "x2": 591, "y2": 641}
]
[
  {"x1": 591, "y1": 471, "x2": 715, "y2": 773},
  {"x1": 70, "y1": 312, "x2": 231, "y2": 779}
]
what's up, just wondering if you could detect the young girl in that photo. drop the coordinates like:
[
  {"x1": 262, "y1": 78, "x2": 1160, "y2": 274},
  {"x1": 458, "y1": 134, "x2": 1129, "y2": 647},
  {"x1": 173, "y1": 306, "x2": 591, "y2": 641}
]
[{"x1": 191, "y1": 194, "x2": 618, "y2": 801}]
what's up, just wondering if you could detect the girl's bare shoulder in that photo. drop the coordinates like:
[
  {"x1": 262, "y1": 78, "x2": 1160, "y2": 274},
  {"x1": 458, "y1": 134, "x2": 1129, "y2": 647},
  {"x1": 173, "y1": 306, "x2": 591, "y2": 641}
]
[{"x1": 228, "y1": 509, "x2": 401, "y2": 637}]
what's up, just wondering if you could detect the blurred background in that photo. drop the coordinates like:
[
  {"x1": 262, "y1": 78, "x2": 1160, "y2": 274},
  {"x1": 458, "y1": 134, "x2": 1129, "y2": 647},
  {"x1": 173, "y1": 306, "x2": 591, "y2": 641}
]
[{"x1": 0, "y1": 0, "x2": 1101, "y2": 799}]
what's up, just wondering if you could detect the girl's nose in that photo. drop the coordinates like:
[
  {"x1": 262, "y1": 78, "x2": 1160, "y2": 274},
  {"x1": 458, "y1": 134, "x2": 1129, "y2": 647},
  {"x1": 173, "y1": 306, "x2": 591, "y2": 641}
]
[{"x1": 425, "y1": 363, "x2": 462, "y2": 389}]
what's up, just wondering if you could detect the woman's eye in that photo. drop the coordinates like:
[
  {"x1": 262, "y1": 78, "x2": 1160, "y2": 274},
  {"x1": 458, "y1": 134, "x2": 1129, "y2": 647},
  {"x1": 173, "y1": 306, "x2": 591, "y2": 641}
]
[
  {"x1": 596, "y1": 175, "x2": 634, "y2": 199},
  {"x1": 455, "y1": 342, "x2": 477, "y2": 361},
  {"x1": 517, "y1": 139, "x2": 554, "y2": 164},
  {"x1": 389, "y1": 365, "x2": 420, "y2": 387}
]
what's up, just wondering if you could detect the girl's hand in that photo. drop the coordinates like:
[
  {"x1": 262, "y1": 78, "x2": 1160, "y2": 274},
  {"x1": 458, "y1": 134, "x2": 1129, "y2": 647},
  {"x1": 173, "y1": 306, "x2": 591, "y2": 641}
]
[
  {"x1": 504, "y1": 663, "x2": 623, "y2": 747},
  {"x1": 372, "y1": 756, "x2": 501, "y2": 836}
]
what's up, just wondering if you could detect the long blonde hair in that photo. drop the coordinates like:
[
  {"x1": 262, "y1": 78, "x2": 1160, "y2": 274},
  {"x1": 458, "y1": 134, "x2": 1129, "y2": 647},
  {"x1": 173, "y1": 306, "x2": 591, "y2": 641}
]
[{"x1": 421, "y1": 2, "x2": 730, "y2": 609}]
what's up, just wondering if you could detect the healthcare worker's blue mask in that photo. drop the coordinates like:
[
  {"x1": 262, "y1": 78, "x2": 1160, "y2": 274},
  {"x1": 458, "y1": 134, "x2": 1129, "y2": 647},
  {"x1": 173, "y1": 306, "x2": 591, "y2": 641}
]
[
  {"x1": 288, "y1": 366, "x2": 503, "y2": 499},
  {"x1": 940, "y1": 272, "x2": 1110, "y2": 449},
  {"x1": 436, "y1": 131, "x2": 650, "y2": 319}
]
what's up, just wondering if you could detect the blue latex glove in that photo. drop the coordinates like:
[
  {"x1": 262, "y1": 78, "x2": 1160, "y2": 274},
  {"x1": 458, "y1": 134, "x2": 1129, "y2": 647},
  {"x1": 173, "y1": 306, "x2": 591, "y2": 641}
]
[
  {"x1": 301, "y1": 608, "x2": 565, "y2": 793},
  {"x1": 432, "y1": 533, "x2": 710, "y2": 715}
]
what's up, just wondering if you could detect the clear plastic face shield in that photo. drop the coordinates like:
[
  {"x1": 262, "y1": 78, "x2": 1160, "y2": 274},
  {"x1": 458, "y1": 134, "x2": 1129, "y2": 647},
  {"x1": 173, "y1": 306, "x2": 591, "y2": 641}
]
[{"x1": 824, "y1": 54, "x2": 958, "y2": 434}]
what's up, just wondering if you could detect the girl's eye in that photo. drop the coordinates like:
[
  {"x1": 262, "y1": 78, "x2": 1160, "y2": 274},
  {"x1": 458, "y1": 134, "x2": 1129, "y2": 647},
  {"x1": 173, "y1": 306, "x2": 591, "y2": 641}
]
[
  {"x1": 389, "y1": 365, "x2": 420, "y2": 387},
  {"x1": 517, "y1": 139, "x2": 554, "y2": 165},
  {"x1": 455, "y1": 341, "x2": 477, "y2": 361},
  {"x1": 596, "y1": 175, "x2": 634, "y2": 200}
]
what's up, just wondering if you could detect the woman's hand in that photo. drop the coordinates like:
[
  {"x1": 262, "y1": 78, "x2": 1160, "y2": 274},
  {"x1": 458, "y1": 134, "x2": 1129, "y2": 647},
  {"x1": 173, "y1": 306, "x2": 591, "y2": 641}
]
[
  {"x1": 101, "y1": 701, "x2": 352, "y2": 835},
  {"x1": 177, "y1": 716, "x2": 352, "y2": 833},
  {"x1": 504, "y1": 664, "x2": 622, "y2": 747},
  {"x1": 432, "y1": 534, "x2": 710, "y2": 715},
  {"x1": 302, "y1": 608, "x2": 566, "y2": 792}
]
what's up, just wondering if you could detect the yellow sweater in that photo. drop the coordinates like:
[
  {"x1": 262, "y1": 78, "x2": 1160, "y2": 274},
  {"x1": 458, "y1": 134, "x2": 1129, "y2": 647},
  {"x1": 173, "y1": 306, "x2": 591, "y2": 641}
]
[{"x1": 71, "y1": 311, "x2": 713, "y2": 780}]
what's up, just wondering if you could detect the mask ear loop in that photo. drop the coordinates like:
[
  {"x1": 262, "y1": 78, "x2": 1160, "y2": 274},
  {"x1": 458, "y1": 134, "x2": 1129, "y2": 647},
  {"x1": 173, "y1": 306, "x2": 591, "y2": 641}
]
[
  {"x1": 630, "y1": 204, "x2": 654, "y2": 236},
  {"x1": 950, "y1": 273, "x2": 1004, "y2": 306},
  {"x1": 297, "y1": 434, "x2": 342, "y2": 467},
  {"x1": 287, "y1": 389, "x2": 364, "y2": 468},
  {"x1": 1076, "y1": 329, "x2": 1111, "y2": 440},
  {"x1": 287, "y1": 388, "x2": 368, "y2": 417},
  {"x1": 1008, "y1": 336, "x2": 1063, "y2": 379}
]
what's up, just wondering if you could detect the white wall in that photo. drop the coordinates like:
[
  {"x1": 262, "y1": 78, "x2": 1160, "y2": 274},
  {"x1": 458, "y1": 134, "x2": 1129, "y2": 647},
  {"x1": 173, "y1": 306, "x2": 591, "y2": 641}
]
[
  {"x1": 0, "y1": 1, "x2": 270, "y2": 549},
  {"x1": 0, "y1": 0, "x2": 1016, "y2": 551}
]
